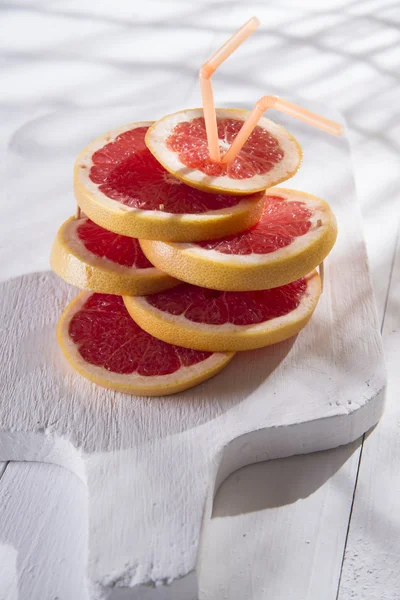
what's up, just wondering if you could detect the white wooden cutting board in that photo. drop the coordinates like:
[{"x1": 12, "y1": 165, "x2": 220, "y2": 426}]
[{"x1": 0, "y1": 103, "x2": 386, "y2": 599}]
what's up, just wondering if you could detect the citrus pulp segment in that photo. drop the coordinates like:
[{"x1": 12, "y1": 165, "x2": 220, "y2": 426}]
[
  {"x1": 139, "y1": 189, "x2": 337, "y2": 291},
  {"x1": 145, "y1": 108, "x2": 302, "y2": 195},
  {"x1": 74, "y1": 121, "x2": 265, "y2": 242},
  {"x1": 124, "y1": 271, "x2": 321, "y2": 352},
  {"x1": 50, "y1": 216, "x2": 179, "y2": 296},
  {"x1": 57, "y1": 292, "x2": 234, "y2": 396}
]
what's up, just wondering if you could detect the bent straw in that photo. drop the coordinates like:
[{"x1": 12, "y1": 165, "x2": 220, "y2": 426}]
[
  {"x1": 221, "y1": 95, "x2": 344, "y2": 164},
  {"x1": 199, "y1": 16, "x2": 260, "y2": 162}
]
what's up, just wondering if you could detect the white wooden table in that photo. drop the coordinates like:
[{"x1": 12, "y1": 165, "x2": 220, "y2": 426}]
[{"x1": 0, "y1": 1, "x2": 399, "y2": 598}]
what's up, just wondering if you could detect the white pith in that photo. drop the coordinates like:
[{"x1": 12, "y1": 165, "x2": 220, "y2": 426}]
[
  {"x1": 76, "y1": 121, "x2": 258, "y2": 219},
  {"x1": 146, "y1": 108, "x2": 301, "y2": 192},
  {"x1": 162, "y1": 191, "x2": 330, "y2": 265},
  {"x1": 134, "y1": 272, "x2": 320, "y2": 335},
  {"x1": 60, "y1": 292, "x2": 231, "y2": 389}
]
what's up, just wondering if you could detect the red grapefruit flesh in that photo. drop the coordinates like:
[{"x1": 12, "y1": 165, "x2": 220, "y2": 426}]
[
  {"x1": 145, "y1": 109, "x2": 302, "y2": 194},
  {"x1": 74, "y1": 122, "x2": 265, "y2": 242},
  {"x1": 166, "y1": 117, "x2": 284, "y2": 179},
  {"x1": 57, "y1": 292, "x2": 234, "y2": 396},
  {"x1": 89, "y1": 127, "x2": 242, "y2": 213},
  {"x1": 140, "y1": 189, "x2": 337, "y2": 291},
  {"x1": 50, "y1": 217, "x2": 178, "y2": 296},
  {"x1": 146, "y1": 280, "x2": 307, "y2": 325},
  {"x1": 124, "y1": 271, "x2": 321, "y2": 352},
  {"x1": 77, "y1": 217, "x2": 153, "y2": 268},
  {"x1": 198, "y1": 194, "x2": 312, "y2": 254}
]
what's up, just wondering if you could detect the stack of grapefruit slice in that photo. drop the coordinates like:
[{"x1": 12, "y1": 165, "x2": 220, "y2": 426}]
[{"x1": 51, "y1": 111, "x2": 337, "y2": 396}]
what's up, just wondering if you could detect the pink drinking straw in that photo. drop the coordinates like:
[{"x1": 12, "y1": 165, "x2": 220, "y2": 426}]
[
  {"x1": 199, "y1": 17, "x2": 260, "y2": 162},
  {"x1": 221, "y1": 95, "x2": 344, "y2": 164}
]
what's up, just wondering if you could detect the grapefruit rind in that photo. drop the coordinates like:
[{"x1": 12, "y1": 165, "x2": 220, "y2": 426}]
[
  {"x1": 57, "y1": 292, "x2": 234, "y2": 396},
  {"x1": 123, "y1": 271, "x2": 321, "y2": 353},
  {"x1": 145, "y1": 108, "x2": 303, "y2": 195},
  {"x1": 139, "y1": 189, "x2": 337, "y2": 291},
  {"x1": 74, "y1": 121, "x2": 265, "y2": 242},
  {"x1": 50, "y1": 217, "x2": 179, "y2": 296}
]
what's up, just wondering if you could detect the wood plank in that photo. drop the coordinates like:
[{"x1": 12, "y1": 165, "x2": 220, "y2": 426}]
[
  {"x1": 199, "y1": 442, "x2": 361, "y2": 600},
  {"x1": 337, "y1": 226, "x2": 400, "y2": 600},
  {"x1": 0, "y1": 463, "x2": 7, "y2": 480},
  {"x1": 0, "y1": 461, "x2": 88, "y2": 600}
]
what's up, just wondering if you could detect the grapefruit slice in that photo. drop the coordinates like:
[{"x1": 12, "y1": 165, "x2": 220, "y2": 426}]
[
  {"x1": 145, "y1": 108, "x2": 302, "y2": 195},
  {"x1": 124, "y1": 271, "x2": 321, "y2": 352},
  {"x1": 51, "y1": 216, "x2": 178, "y2": 296},
  {"x1": 140, "y1": 189, "x2": 337, "y2": 291},
  {"x1": 74, "y1": 122, "x2": 264, "y2": 242},
  {"x1": 57, "y1": 292, "x2": 233, "y2": 396}
]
